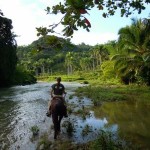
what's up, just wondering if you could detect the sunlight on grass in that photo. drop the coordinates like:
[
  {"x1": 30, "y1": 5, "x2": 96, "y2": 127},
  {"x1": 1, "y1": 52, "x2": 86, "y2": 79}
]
[{"x1": 75, "y1": 85, "x2": 150, "y2": 104}]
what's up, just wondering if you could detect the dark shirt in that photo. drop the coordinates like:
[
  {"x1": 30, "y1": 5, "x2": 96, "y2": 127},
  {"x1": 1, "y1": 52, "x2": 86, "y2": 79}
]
[{"x1": 51, "y1": 83, "x2": 65, "y2": 95}]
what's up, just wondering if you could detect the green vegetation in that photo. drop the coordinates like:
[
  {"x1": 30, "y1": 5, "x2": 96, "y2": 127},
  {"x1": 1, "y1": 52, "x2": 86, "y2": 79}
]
[
  {"x1": 36, "y1": 129, "x2": 138, "y2": 150},
  {"x1": 37, "y1": 0, "x2": 149, "y2": 37},
  {"x1": 88, "y1": 130, "x2": 134, "y2": 150},
  {"x1": 12, "y1": 66, "x2": 37, "y2": 85},
  {"x1": 1, "y1": 2, "x2": 150, "y2": 149},
  {"x1": 81, "y1": 124, "x2": 93, "y2": 137},
  {"x1": 37, "y1": 133, "x2": 52, "y2": 150},
  {"x1": 112, "y1": 18, "x2": 150, "y2": 86},
  {"x1": 0, "y1": 12, "x2": 17, "y2": 87},
  {"x1": 16, "y1": 18, "x2": 150, "y2": 86},
  {"x1": 75, "y1": 85, "x2": 126, "y2": 106},
  {"x1": 75, "y1": 85, "x2": 150, "y2": 106},
  {"x1": 62, "y1": 118, "x2": 76, "y2": 136},
  {"x1": 0, "y1": 11, "x2": 36, "y2": 87},
  {"x1": 74, "y1": 106, "x2": 90, "y2": 120},
  {"x1": 30, "y1": 125, "x2": 39, "y2": 136}
]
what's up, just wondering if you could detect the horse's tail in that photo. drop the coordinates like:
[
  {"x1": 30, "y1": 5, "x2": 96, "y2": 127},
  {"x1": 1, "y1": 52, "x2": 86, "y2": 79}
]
[
  {"x1": 55, "y1": 103, "x2": 62, "y2": 115},
  {"x1": 51, "y1": 98, "x2": 64, "y2": 116}
]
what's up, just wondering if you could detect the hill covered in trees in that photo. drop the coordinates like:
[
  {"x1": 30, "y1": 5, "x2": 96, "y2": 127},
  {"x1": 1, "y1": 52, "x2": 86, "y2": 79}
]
[{"x1": 17, "y1": 35, "x2": 93, "y2": 76}]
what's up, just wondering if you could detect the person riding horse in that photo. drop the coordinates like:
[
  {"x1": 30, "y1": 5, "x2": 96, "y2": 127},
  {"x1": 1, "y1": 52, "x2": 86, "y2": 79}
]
[{"x1": 46, "y1": 77, "x2": 68, "y2": 117}]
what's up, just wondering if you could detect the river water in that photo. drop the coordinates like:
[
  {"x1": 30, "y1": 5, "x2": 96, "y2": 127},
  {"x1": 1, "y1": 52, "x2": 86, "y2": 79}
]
[
  {"x1": 0, "y1": 82, "x2": 109, "y2": 150},
  {"x1": 0, "y1": 82, "x2": 150, "y2": 150}
]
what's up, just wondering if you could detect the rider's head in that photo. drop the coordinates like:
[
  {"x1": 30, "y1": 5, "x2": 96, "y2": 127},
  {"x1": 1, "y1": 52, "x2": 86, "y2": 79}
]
[{"x1": 56, "y1": 77, "x2": 61, "y2": 83}]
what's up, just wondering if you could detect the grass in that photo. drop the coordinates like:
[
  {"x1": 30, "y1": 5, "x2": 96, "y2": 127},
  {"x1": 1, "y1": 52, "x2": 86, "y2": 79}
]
[
  {"x1": 87, "y1": 130, "x2": 135, "y2": 150},
  {"x1": 75, "y1": 85, "x2": 150, "y2": 106},
  {"x1": 62, "y1": 118, "x2": 76, "y2": 136},
  {"x1": 36, "y1": 72, "x2": 120, "y2": 85},
  {"x1": 36, "y1": 130, "x2": 138, "y2": 150},
  {"x1": 81, "y1": 124, "x2": 93, "y2": 137},
  {"x1": 46, "y1": 75, "x2": 85, "y2": 82},
  {"x1": 30, "y1": 125, "x2": 39, "y2": 136},
  {"x1": 74, "y1": 106, "x2": 91, "y2": 119},
  {"x1": 37, "y1": 133, "x2": 52, "y2": 150}
]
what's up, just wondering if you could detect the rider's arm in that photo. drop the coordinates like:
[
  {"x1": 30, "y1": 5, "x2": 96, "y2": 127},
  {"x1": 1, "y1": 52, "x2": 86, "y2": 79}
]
[
  {"x1": 63, "y1": 88, "x2": 66, "y2": 94},
  {"x1": 63, "y1": 86, "x2": 67, "y2": 95}
]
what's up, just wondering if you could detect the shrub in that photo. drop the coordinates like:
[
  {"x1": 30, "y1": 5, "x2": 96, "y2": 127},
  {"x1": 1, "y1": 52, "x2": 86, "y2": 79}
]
[{"x1": 12, "y1": 66, "x2": 37, "y2": 85}]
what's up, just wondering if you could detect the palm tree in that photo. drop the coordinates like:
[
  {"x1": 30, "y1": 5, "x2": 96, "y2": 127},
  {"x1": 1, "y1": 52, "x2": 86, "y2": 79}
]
[
  {"x1": 65, "y1": 52, "x2": 74, "y2": 75},
  {"x1": 45, "y1": 58, "x2": 54, "y2": 75},
  {"x1": 90, "y1": 44, "x2": 109, "y2": 70},
  {"x1": 112, "y1": 18, "x2": 150, "y2": 84},
  {"x1": 80, "y1": 57, "x2": 92, "y2": 71}
]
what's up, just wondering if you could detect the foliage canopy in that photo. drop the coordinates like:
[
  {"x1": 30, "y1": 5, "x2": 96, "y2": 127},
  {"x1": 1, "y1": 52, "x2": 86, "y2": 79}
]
[
  {"x1": 0, "y1": 11, "x2": 17, "y2": 87},
  {"x1": 37, "y1": 0, "x2": 150, "y2": 37}
]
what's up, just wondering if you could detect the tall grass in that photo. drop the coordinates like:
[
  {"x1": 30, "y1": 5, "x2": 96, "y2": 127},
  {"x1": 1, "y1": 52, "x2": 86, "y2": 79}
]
[{"x1": 75, "y1": 85, "x2": 150, "y2": 106}]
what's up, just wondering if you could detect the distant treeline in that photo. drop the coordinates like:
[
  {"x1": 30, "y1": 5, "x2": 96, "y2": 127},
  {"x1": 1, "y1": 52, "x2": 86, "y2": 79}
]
[{"x1": 17, "y1": 18, "x2": 150, "y2": 86}]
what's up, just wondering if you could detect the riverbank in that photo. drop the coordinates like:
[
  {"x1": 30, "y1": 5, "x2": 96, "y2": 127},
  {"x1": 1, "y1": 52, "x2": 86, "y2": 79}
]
[
  {"x1": 36, "y1": 74, "x2": 120, "y2": 85},
  {"x1": 73, "y1": 84, "x2": 150, "y2": 149},
  {"x1": 75, "y1": 84, "x2": 150, "y2": 104}
]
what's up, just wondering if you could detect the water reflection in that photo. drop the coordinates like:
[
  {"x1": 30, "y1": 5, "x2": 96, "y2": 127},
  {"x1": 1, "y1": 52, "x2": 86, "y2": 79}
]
[
  {"x1": 94, "y1": 101, "x2": 150, "y2": 149},
  {"x1": 67, "y1": 112, "x2": 118, "y2": 143}
]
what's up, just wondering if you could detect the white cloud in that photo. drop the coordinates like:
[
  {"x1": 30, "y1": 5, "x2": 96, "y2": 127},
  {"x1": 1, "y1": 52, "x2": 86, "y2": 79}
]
[{"x1": 71, "y1": 31, "x2": 118, "y2": 46}]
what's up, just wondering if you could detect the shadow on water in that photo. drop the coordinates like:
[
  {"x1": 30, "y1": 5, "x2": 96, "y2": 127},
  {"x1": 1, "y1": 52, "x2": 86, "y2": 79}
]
[
  {"x1": 0, "y1": 100, "x2": 18, "y2": 149},
  {"x1": 0, "y1": 82, "x2": 150, "y2": 149}
]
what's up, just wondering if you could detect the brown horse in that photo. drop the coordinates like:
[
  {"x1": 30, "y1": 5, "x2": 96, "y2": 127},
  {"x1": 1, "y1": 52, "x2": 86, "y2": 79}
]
[{"x1": 51, "y1": 97, "x2": 65, "y2": 139}]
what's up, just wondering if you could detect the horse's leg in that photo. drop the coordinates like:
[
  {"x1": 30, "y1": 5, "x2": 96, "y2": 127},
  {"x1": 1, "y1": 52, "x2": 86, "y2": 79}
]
[
  {"x1": 58, "y1": 115, "x2": 63, "y2": 132},
  {"x1": 52, "y1": 113, "x2": 58, "y2": 139}
]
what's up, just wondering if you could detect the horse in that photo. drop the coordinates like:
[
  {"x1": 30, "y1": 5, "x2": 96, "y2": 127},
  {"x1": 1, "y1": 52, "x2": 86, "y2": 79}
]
[{"x1": 51, "y1": 97, "x2": 65, "y2": 139}]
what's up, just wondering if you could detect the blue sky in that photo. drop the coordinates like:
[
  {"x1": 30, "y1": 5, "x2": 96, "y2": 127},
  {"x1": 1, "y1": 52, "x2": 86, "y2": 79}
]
[{"x1": 0, "y1": 0, "x2": 149, "y2": 46}]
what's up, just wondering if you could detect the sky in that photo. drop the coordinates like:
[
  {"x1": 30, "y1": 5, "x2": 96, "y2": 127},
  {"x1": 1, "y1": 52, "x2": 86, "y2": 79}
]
[{"x1": 0, "y1": 0, "x2": 149, "y2": 46}]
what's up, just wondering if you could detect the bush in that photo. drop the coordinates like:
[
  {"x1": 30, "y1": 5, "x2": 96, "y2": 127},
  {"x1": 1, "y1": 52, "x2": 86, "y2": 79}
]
[
  {"x1": 83, "y1": 81, "x2": 89, "y2": 84},
  {"x1": 89, "y1": 130, "x2": 124, "y2": 150},
  {"x1": 12, "y1": 66, "x2": 37, "y2": 85}
]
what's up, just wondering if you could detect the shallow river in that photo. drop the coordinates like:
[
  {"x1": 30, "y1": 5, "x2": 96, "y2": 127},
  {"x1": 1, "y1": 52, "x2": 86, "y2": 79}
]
[{"x1": 0, "y1": 82, "x2": 150, "y2": 150}]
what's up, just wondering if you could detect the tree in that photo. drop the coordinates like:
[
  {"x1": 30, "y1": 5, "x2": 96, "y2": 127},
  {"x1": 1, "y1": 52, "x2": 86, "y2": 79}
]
[
  {"x1": 37, "y1": 0, "x2": 150, "y2": 37},
  {"x1": 90, "y1": 44, "x2": 109, "y2": 70},
  {"x1": 0, "y1": 11, "x2": 17, "y2": 87},
  {"x1": 80, "y1": 57, "x2": 92, "y2": 71},
  {"x1": 112, "y1": 18, "x2": 150, "y2": 85}
]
